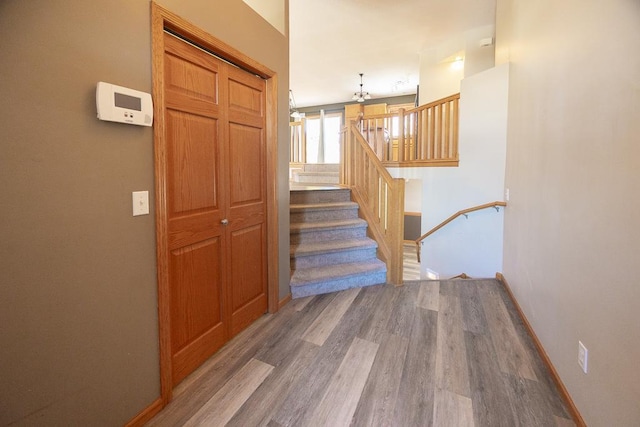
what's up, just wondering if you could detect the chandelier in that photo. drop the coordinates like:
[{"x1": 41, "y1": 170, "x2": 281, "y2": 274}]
[{"x1": 352, "y1": 73, "x2": 371, "y2": 103}]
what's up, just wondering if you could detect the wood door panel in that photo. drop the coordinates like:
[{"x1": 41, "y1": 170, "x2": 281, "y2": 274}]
[
  {"x1": 165, "y1": 33, "x2": 220, "y2": 74},
  {"x1": 228, "y1": 123, "x2": 264, "y2": 207},
  {"x1": 166, "y1": 91, "x2": 219, "y2": 119},
  {"x1": 229, "y1": 223, "x2": 267, "y2": 336},
  {"x1": 166, "y1": 110, "x2": 220, "y2": 216},
  {"x1": 228, "y1": 78, "x2": 262, "y2": 114},
  {"x1": 165, "y1": 55, "x2": 219, "y2": 117},
  {"x1": 164, "y1": 34, "x2": 220, "y2": 103},
  {"x1": 227, "y1": 68, "x2": 264, "y2": 128},
  {"x1": 169, "y1": 238, "x2": 224, "y2": 350},
  {"x1": 172, "y1": 321, "x2": 226, "y2": 386},
  {"x1": 230, "y1": 224, "x2": 266, "y2": 309},
  {"x1": 228, "y1": 71, "x2": 263, "y2": 115},
  {"x1": 230, "y1": 293, "x2": 268, "y2": 338},
  {"x1": 228, "y1": 205, "x2": 265, "y2": 232},
  {"x1": 168, "y1": 211, "x2": 221, "y2": 250}
]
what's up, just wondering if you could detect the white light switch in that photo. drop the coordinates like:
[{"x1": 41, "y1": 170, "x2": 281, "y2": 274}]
[{"x1": 132, "y1": 191, "x2": 149, "y2": 216}]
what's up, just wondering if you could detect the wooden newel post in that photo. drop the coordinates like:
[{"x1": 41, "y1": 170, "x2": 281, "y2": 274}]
[{"x1": 388, "y1": 177, "x2": 405, "y2": 285}]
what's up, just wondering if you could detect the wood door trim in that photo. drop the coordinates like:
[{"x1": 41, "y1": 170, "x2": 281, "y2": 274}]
[{"x1": 151, "y1": 2, "x2": 279, "y2": 405}]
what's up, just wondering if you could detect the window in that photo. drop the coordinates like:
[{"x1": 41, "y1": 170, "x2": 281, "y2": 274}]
[{"x1": 304, "y1": 111, "x2": 342, "y2": 164}]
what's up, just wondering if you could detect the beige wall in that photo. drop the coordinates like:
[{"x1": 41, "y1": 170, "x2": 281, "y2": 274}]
[
  {"x1": 0, "y1": 0, "x2": 289, "y2": 425},
  {"x1": 419, "y1": 49, "x2": 464, "y2": 104},
  {"x1": 418, "y1": 26, "x2": 495, "y2": 106},
  {"x1": 497, "y1": 0, "x2": 640, "y2": 425}
]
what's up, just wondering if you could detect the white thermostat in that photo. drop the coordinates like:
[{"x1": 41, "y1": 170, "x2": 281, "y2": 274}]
[{"x1": 96, "y1": 82, "x2": 153, "y2": 126}]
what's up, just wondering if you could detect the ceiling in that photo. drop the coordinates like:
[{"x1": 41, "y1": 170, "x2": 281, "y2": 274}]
[{"x1": 289, "y1": 0, "x2": 496, "y2": 108}]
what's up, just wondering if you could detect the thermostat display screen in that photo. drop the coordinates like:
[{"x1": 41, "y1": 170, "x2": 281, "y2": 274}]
[{"x1": 114, "y1": 92, "x2": 142, "y2": 111}]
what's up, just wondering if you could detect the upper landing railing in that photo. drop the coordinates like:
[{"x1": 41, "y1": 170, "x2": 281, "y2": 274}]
[
  {"x1": 289, "y1": 94, "x2": 459, "y2": 169},
  {"x1": 359, "y1": 94, "x2": 460, "y2": 167}
]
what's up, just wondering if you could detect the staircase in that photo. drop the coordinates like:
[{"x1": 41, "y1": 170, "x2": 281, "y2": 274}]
[{"x1": 289, "y1": 187, "x2": 387, "y2": 298}]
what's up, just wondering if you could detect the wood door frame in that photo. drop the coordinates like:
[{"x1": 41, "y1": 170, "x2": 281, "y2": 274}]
[{"x1": 151, "y1": 2, "x2": 279, "y2": 404}]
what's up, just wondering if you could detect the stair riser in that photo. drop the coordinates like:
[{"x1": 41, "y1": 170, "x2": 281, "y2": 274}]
[
  {"x1": 293, "y1": 172, "x2": 340, "y2": 184},
  {"x1": 291, "y1": 247, "x2": 378, "y2": 269},
  {"x1": 303, "y1": 163, "x2": 340, "y2": 173},
  {"x1": 290, "y1": 208, "x2": 359, "y2": 223},
  {"x1": 291, "y1": 270, "x2": 387, "y2": 299},
  {"x1": 290, "y1": 189, "x2": 351, "y2": 205},
  {"x1": 290, "y1": 227, "x2": 367, "y2": 244}
]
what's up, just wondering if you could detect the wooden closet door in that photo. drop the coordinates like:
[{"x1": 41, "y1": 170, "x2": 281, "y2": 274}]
[
  {"x1": 162, "y1": 33, "x2": 267, "y2": 386},
  {"x1": 225, "y1": 66, "x2": 268, "y2": 337}
]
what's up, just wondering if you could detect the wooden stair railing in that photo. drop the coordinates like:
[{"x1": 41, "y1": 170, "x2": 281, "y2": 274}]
[
  {"x1": 341, "y1": 121, "x2": 405, "y2": 285},
  {"x1": 415, "y1": 201, "x2": 507, "y2": 263},
  {"x1": 359, "y1": 93, "x2": 460, "y2": 167},
  {"x1": 289, "y1": 119, "x2": 306, "y2": 165}
]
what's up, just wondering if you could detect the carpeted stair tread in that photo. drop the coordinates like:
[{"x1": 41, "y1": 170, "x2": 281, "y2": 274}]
[
  {"x1": 290, "y1": 201, "x2": 359, "y2": 212},
  {"x1": 290, "y1": 188, "x2": 351, "y2": 204},
  {"x1": 290, "y1": 218, "x2": 367, "y2": 232},
  {"x1": 290, "y1": 259, "x2": 386, "y2": 286},
  {"x1": 290, "y1": 238, "x2": 377, "y2": 257}
]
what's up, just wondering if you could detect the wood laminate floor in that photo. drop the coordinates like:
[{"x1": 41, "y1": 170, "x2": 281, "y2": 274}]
[{"x1": 147, "y1": 279, "x2": 575, "y2": 427}]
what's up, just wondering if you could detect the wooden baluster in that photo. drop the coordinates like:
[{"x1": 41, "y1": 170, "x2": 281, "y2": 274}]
[
  {"x1": 376, "y1": 118, "x2": 383, "y2": 161},
  {"x1": 444, "y1": 101, "x2": 451, "y2": 160},
  {"x1": 386, "y1": 116, "x2": 392, "y2": 162},
  {"x1": 398, "y1": 108, "x2": 405, "y2": 163},
  {"x1": 369, "y1": 157, "x2": 376, "y2": 213},
  {"x1": 398, "y1": 108, "x2": 411, "y2": 162},
  {"x1": 412, "y1": 111, "x2": 417, "y2": 160},
  {"x1": 289, "y1": 126, "x2": 296, "y2": 163},
  {"x1": 340, "y1": 126, "x2": 346, "y2": 185},
  {"x1": 376, "y1": 175, "x2": 383, "y2": 229},
  {"x1": 419, "y1": 108, "x2": 424, "y2": 161},
  {"x1": 301, "y1": 118, "x2": 307, "y2": 163},
  {"x1": 453, "y1": 97, "x2": 459, "y2": 160},
  {"x1": 429, "y1": 105, "x2": 435, "y2": 160},
  {"x1": 436, "y1": 103, "x2": 443, "y2": 160}
]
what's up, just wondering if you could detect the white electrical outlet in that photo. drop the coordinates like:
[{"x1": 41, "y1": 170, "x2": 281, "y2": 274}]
[
  {"x1": 578, "y1": 341, "x2": 588, "y2": 374},
  {"x1": 505, "y1": 188, "x2": 510, "y2": 201}
]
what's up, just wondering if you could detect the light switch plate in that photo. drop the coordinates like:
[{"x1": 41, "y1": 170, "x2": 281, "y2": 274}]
[{"x1": 132, "y1": 191, "x2": 149, "y2": 216}]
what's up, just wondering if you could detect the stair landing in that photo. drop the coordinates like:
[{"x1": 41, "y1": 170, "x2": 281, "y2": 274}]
[{"x1": 290, "y1": 163, "x2": 340, "y2": 185}]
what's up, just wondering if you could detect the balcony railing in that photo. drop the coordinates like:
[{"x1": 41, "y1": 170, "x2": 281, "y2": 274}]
[
  {"x1": 359, "y1": 94, "x2": 460, "y2": 167},
  {"x1": 289, "y1": 94, "x2": 459, "y2": 169}
]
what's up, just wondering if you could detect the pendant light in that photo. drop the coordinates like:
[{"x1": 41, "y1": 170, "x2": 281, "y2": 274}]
[{"x1": 352, "y1": 73, "x2": 371, "y2": 103}]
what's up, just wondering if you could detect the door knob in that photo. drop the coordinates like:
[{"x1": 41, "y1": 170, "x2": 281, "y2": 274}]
[{"x1": 221, "y1": 219, "x2": 229, "y2": 225}]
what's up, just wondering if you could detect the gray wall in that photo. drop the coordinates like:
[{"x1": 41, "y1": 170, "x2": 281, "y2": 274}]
[
  {"x1": 496, "y1": 0, "x2": 640, "y2": 425},
  {"x1": 0, "y1": 1, "x2": 289, "y2": 425}
]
